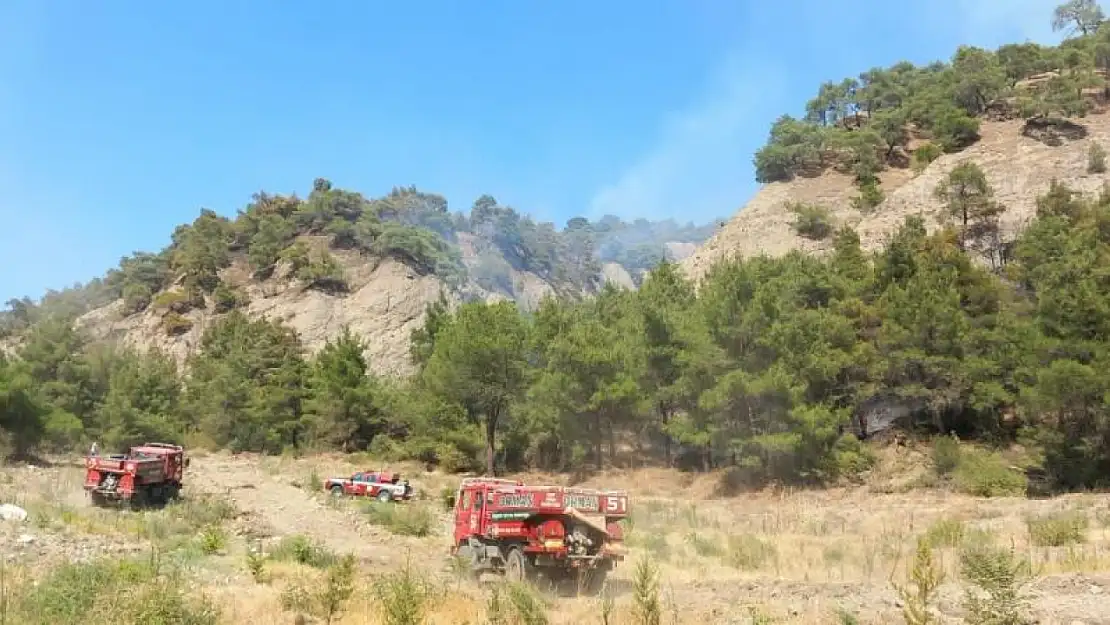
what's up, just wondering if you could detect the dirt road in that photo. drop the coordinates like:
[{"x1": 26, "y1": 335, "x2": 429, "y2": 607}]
[
  {"x1": 183, "y1": 452, "x2": 1110, "y2": 624},
  {"x1": 189, "y1": 453, "x2": 449, "y2": 571}
]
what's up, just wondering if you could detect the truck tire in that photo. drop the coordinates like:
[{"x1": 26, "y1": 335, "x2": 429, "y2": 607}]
[
  {"x1": 129, "y1": 488, "x2": 148, "y2": 511},
  {"x1": 377, "y1": 489, "x2": 392, "y2": 503},
  {"x1": 330, "y1": 485, "x2": 344, "y2": 497},
  {"x1": 503, "y1": 547, "x2": 534, "y2": 584}
]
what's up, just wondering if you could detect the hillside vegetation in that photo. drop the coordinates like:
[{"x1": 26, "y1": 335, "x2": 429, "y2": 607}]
[
  {"x1": 3, "y1": 172, "x2": 1110, "y2": 494},
  {"x1": 753, "y1": 0, "x2": 1108, "y2": 197},
  {"x1": 684, "y1": 0, "x2": 1110, "y2": 279},
  {"x1": 0, "y1": 179, "x2": 714, "y2": 328},
  {"x1": 0, "y1": 180, "x2": 715, "y2": 374},
  {"x1": 6, "y1": 1, "x2": 1110, "y2": 501}
]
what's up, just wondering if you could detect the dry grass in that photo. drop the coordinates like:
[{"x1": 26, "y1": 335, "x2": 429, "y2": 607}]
[{"x1": 8, "y1": 445, "x2": 1110, "y2": 624}]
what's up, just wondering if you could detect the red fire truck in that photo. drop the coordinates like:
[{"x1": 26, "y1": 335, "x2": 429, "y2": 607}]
[{"x1": 451, "y1": 477, "x2": 629, "y2": 592}]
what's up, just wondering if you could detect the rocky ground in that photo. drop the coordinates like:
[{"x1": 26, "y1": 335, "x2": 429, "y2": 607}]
[{"x1": 4, "y1": 450, "x2": 1110, "y2": 624}]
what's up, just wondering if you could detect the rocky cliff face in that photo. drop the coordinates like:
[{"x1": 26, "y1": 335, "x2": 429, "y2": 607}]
[
  {"x1": 75, "y1": 243, "x2": 446, "y2": 376},
  {"x1": 74, "y1": 234, "x2": 697, "y2": 376},
  {"x1": 682, "y1": 111, "x2": 1110, "y2": 283}
]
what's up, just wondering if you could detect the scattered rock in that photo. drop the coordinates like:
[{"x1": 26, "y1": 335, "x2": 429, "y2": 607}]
[
  {"x1": 1021, "y1": 117, "x2": 1089, "y2": 147},
  {"x1": 0, "y1": 504, "x2": 28, "y2": 521}
]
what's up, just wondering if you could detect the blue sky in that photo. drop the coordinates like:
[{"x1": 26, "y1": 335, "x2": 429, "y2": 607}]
[{"x1": 0, "y1": 0, "x2": 1063, "y2": 302}]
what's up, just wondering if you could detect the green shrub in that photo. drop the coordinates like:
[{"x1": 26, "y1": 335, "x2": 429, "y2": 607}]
[
  {"x1": 933, "y1": 108, "x2": 981, "y2": 152},
  {"x1": 724, "y1": 534, "x2": 777, "y2": 570},
  {"x1": 788, "y1": 202, "x2": 835, "y2": 240},
  {"x1": 835, "y1": 608, "x2": 862, "y2": 625},
  {"x1": 376, "y1": 562, "x2": 434, "y2": 625},
  {"x1": 851, "y1": 180, "x2": 884, "y2": 212},
  {"x1": 162, "y1": 312, "x2": 193, "y2": 337},
  {"x1": 153, "y1": 289, "x2": 199, "y2": 314},
  {"x1": 133, "y1": 494, "x2": 237, "y2": 546},
  {"x1": 9, "y1": 557, "x2": 218, "y2": 625},
  {"x1": 212, "y1": 281, "x2": 246, "y2": 313},
  {"x1": 1027, "y1": 511, "x2": 1088, "y2": 547},
  {"x1": 369, "y1": 222, "x2": 465, "y2": 282},
  {"x1": 173, "y1": 495, "x2": 237, "y2": 530},
  {"x1": 684, "y1": 531, "x2": 723, "y2": 558},
  {"x1": 932, "y1": 434, "x2": 962, "y2": 476},
  {"x1": 829, "y1": 432, "x2": 876, "y2": 478},
  {"x1": 502, "y1": 582, "x2": 550, "y2": 625},
  {"x1": 362, "y1": 501, "x2": 435, "y2": 537},
  {"x1": 245, "y1": 541, "x2": 267, "y2": 583},
  {"x1": 894, "y1": 538, "x2": 944, "y2": 625},
  {"x1": 911, "y1": 143, "x2": 943, "y2": 173},
  {"x1": 268, "y1": 534, "x2": 338, "y2": 568},
  {"x1": 631, "y1": 556, "x2": 662, "y2": 625},
  {"x1": 122, "y1": 282, "x2": 154, "y2": 314},
  {"x1": 959, "y1": 543, "x2": 1032, "y2": 625},
  {"x1": 953, "y1": 449, "x2": 1027, "y2": 498},
  {"x1": 1089, "y1": 142, "x2": 1106, "y2": 174},
  {"x1": 435, "y1": 442, "x2": 475, "y2": 473},
  {"x1": 471, "y1": 249, "x2": 516, "y2": 294},
  {"x1": 198, "y1": 525, "x2": 227, "y2": 555},
  {"x1": 278, "y1": 242, "x2": 346, "y2": 289},
  {"x1": 317, "y1": 554, "x2": 358, "y2": 624},
  {"x1": 439, "y1": 484, "x2": 458, "y2": 510},
  {"x1": 924, "y1": 517, "x2": 965, "y2": 548}
]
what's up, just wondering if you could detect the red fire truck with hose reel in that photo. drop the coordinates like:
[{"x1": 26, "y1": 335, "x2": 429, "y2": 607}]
[
  {"x1": 450, "y1": 477, "x2": 629, "y2": 593},
  {"x1": 83, "y1": 442, "x2": 188, "y2": 508}
]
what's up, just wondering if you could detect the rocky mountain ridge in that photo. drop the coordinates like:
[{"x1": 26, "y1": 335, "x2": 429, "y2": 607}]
[
  {"x1": 3, "y1": 184, "x2": 716, "y2": 376},
  {"x1": 73, "y1": 235, "x2": 679, "y2": 377},
  {"x1": 683, "y1": 96, "x2": 1110, "y2": 282}
]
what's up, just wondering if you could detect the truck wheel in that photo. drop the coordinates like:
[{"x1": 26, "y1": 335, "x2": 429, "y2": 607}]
[
  {"x1": 377, "y1": 489, "x2": 392, "y2": 503},
  {"x1": 503, "y1": 547, "x2": 533, "y2": 584},
  {"x1": 129, "y1": 489, "x2": 148, "y2": 511},
  {"x1": 330, "y1": 485, "x2": 344, "y2": 497}
]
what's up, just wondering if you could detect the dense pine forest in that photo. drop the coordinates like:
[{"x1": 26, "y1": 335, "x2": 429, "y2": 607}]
[{"x1": 5, "y1": 1, "x2": 1110, "y2": 495}]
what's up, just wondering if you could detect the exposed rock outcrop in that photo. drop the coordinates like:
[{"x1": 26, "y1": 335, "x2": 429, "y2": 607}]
[{"x1": 682, "y1": 112, "x2": 1110, "y2": 283}]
